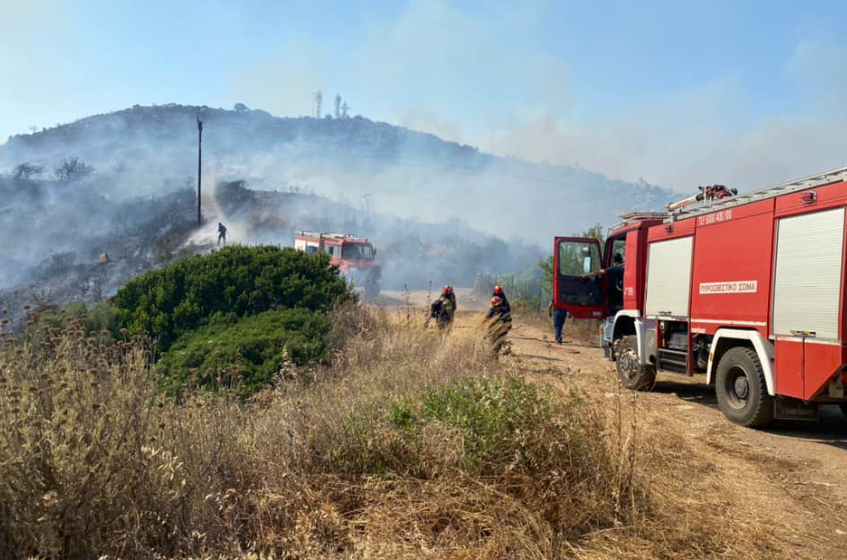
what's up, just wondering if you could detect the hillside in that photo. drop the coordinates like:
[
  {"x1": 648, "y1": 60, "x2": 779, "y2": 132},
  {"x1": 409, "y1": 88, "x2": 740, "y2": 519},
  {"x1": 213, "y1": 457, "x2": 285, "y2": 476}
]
[{"x1": 0, "y1": 104, "x2": 674, "y2": 243}]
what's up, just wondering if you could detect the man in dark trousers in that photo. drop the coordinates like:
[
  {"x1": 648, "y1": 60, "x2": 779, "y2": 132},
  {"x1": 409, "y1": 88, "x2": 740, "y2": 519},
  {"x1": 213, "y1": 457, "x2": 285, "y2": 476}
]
[{"x1": 548, "y1": 299, "x2": 568, "y2": 344}]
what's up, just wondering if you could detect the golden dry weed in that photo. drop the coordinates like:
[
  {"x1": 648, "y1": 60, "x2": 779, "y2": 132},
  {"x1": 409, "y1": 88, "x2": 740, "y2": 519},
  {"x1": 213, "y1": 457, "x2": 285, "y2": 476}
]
[{"x1": 0, "y1": 307, "x2": 773, "y2": 560}]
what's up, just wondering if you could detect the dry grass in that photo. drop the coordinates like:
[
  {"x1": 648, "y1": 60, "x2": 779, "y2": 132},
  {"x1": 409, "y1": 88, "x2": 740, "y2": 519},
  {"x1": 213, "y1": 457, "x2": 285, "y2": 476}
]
[
  {"x1": 0, "y1": 305, "x2": 779, "y2": 560},
  {"x1": 517, "y1": 307, "x2": 602, "y2": 345}
]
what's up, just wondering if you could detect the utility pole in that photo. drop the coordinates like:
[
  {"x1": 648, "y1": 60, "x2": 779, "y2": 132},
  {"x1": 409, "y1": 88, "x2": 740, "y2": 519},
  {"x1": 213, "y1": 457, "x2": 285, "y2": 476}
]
[{"x1": 196, "y1": 115, "x2": 203, "y2": 226}]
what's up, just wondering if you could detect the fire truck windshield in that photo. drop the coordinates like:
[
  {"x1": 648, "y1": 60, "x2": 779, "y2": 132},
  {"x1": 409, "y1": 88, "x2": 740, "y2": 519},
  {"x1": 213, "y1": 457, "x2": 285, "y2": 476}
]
[{"x1": 342, "y1": 244, "x2": 374, "y2": 260}]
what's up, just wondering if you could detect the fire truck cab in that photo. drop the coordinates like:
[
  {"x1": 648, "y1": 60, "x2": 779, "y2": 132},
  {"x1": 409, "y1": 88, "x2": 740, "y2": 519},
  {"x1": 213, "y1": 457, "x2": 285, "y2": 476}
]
[
  {"x1": 294, "y1": 231, "x2": 381, "y2": 298},
  {"x1": 554, "y1": 166, "x2": 847, "y2": 427}
]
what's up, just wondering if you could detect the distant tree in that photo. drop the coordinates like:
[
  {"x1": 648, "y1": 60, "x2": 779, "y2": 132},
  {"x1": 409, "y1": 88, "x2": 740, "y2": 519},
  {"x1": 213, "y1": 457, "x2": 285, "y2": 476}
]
[
  {"x1": 538, "y1": 223, "x2": 607, "y2": 288},
  {"x1": 234, "y1": 102, "x2": 249, "y2": 112},
  {"x1": 12, "y1": 162, "x2": 43, "y2": 180},
  {"x1": 53, "y1": 156, "x2": 94, "y2": 181},
  {"x1": 28, "y1": 126, "x2": 38, "y2": 134},
  {"x1": 334, "y1": 94, "x2": 342, "y2": 118},
  {"x1": 582, "y1": 223, "x2": 606, "y2": 244}
]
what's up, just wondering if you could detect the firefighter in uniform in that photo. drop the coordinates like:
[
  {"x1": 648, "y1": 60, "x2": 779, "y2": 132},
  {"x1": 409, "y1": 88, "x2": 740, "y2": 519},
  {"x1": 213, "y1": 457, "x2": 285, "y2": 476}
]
[
  {"x1": 492, "y1": 285, "x2": 511, "y2": 313},
  {"x1": 485, "y1": 295, "x2": 512, "y2": 355},
  {"x1": 430, "y1": 285, "x2": 456, "y2": 329}
]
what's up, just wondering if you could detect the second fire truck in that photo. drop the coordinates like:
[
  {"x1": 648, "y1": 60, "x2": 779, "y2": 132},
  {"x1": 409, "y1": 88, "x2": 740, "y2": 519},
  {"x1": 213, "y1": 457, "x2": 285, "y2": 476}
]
[
  {"x1": 294, "y1": 231, "x2": 381, "y2": 298},
  {"x1": 553, "y1": 166, "x2": 847, "y2": 426}
]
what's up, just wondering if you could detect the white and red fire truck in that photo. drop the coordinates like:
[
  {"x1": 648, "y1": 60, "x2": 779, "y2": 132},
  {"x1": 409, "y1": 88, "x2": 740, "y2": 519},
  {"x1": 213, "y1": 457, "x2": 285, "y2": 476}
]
[
  {"x1": 294, "y1": 231, "x2": 381, "y2": 298},
  {"x1": 553, "y1": 166, "x2": 847, "y2": 426}
]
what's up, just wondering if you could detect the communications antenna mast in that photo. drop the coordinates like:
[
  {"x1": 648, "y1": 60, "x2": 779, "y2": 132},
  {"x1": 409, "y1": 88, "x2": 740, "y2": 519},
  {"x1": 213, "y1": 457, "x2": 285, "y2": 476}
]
[{"x1": 311, "y1": 90, "x2": 323, "y2": 118}]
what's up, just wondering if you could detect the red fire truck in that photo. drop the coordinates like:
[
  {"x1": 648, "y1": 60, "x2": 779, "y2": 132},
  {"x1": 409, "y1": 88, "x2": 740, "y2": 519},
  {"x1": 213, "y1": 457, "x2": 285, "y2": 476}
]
[
  {"x1": 553, "y1": 166, "x2": 847, "y2": 426},
  {"x1": 294, "y1": 231, "x2": 381, "y2": 298}
]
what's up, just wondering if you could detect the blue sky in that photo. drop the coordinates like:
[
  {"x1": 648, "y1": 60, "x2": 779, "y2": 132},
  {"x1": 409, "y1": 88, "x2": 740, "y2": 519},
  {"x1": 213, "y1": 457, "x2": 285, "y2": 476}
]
[{"x1": 2, "y1": 0, "x2": 847, "y2": 190}]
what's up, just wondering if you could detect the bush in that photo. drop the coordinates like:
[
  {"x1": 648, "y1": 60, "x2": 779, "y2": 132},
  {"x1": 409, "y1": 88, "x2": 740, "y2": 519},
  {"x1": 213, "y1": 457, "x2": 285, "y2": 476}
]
[
  {"x1": 113, "y1": 245, "x2": 354, "y2": 349},
  {"x1": 158, "y1": 308, "x2": 332, "y2": 397},
  {"x1": 494, "y1": 270, "x2": 549, "y2": 310},
  {"x1": 29, "y1": 300, "x2": 119, "y2": 336}
]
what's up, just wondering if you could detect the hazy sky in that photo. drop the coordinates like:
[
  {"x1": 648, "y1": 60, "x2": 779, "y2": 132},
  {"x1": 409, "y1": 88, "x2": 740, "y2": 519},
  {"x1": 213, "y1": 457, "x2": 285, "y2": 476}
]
[{"x1": 3, "y1": 0, "x2": 847, "y2": 190}]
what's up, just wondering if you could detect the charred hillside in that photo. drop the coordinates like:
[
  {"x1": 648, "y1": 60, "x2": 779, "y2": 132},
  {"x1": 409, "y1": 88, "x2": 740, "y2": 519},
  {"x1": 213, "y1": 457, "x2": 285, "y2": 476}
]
[{"x1": 0, "y1": 103, "x2": 673, "y2": 242}]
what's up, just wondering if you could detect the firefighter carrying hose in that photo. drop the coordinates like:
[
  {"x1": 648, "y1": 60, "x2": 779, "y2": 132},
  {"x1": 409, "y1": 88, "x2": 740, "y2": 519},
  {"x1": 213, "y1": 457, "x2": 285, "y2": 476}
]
[
  {"x1": 484, "y1": 295, "x2": 512, "y2": 355},
  {"x1": 429, "y1": 285, "x2": 456, "y2": 329}
]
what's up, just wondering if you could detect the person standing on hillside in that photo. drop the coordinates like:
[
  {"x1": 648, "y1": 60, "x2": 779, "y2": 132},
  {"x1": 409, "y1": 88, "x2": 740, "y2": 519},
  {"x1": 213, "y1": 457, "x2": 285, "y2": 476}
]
[
  {"x1": 218, "y1": 222, "x2": 228, "y2": 246},
  {"x1": 548, "y1": 299, "x2": 568, "y2": 344}
]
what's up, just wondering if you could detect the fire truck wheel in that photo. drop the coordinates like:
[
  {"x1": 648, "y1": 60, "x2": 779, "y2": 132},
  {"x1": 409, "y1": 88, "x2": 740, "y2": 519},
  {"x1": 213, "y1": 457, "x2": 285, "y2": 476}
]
[
  {"x1": 715, "y1": 347, "x2": 774, "y2": 427},
  {"x1": 616, "y1": 336, "x2": 656, "y2": 391}
]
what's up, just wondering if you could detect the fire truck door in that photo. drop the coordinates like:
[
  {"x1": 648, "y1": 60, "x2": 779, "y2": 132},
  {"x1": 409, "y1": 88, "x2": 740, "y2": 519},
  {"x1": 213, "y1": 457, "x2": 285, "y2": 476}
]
[
  {"x1": 772, "y1": 207, "x2": 845, "y2": 399},
  {"x1": 553, "y1": 237, "x2": 606, "y2": 319}
]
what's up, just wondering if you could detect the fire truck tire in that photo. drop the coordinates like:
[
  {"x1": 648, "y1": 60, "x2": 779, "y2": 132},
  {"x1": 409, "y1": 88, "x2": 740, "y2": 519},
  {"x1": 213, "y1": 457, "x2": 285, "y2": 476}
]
[
  {"x1": 715, "y1": 347, "x2": 774, "y2": 427},
  {"x1": 616, "y1": 335, "x2": 656, "y2": 391}
]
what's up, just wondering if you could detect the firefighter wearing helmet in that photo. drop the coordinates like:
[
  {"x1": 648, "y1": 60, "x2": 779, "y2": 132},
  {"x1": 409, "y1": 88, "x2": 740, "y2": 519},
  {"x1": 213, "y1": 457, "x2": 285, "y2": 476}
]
[
  {"x1": 442, "y1": 285, "x2": 457, "y2": 313},
  {"x1": 429, "y1": 285, "x2": 457, "y2": 330},
  {"x1": 492, "y1": 285, "x2": 511, "y2": 313},
  {"x1": 484, "y1": 295, "x2": 513, "y2": 356}
]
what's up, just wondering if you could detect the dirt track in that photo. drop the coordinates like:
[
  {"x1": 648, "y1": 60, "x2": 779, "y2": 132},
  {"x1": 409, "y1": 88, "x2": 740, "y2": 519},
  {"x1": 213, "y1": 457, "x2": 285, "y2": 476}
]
[
  {"x1": 498, "y1": 313, "x2": 847, "y2": 559},
  {"x1": 381, "y1": 286, "x2": 847, "y2": 559}
]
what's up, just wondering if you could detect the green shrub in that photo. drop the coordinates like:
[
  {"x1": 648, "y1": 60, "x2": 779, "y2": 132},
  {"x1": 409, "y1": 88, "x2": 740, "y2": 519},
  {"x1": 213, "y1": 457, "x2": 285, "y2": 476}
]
[
  {"x1": 494, "y1": 271, "x2": 548, "y2": 309},
  {"x1": 114, "y1": 245, "x2": 353, "y2": 349},
  {"x1": 35, "y1": 301, "x2": 119, "y2": 334},
  {"x1": 23, "y1": 301, "x2": 119, "y2": 348},
  {"x1": 389, "y1": 377, "x2": 562, "y2": 474},
  {"x1": 325, "y1": 376, "x2": 608, "y2": 480},
  {"x1": 157, "y1": 308, "x2": 332, "y2": 397}
]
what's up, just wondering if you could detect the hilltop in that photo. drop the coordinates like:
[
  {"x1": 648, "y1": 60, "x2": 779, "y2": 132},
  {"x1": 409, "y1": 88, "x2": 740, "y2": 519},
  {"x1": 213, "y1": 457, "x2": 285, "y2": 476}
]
[{"x1": 0, "y1": 103, "x2": 674, "y2": 243}]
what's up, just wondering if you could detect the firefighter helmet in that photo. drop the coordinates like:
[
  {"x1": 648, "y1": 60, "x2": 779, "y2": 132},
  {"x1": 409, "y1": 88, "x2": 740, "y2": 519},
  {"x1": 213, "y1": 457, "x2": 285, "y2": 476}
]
[
  {"x1": 491, "y1": 296, "x2": 502, "y2": 306},
  {"x1": 443, "y1": 285, "x2": 454, "y2": 295},
  {"x1": 493, "y1": 285, "x2": 504, "y2": 295}
]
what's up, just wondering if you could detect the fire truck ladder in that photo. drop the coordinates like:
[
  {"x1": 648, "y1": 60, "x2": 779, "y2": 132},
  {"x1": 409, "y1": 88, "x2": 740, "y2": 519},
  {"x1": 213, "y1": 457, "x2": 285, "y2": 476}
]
[{"x1": 669, "y1": 164, "x2": 847, "y2": 221}]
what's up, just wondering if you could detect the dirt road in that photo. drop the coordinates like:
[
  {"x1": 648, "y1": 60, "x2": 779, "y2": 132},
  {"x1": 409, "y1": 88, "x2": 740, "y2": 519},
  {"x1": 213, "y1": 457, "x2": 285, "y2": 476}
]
[
  {"x1": 378, "y1": 289, "x2": 847, "y2": 557},
  {"x1": 500, "y1": 314, "x2": 847, "y2": 560},
  {"x1": 397, "y1": 297, "x2": 842, "y2": 559}
]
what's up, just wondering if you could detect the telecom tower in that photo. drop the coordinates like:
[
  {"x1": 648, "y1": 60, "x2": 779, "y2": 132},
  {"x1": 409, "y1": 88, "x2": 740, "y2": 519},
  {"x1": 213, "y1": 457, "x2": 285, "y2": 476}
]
[{"x1": 312, "y1": 90, "x2": 323, "y2": 118}]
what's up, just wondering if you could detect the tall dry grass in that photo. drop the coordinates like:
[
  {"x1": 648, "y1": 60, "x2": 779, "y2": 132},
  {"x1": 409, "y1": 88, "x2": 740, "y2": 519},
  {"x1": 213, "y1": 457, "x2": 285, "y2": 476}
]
[{"x1": 0, "y1": 304, "x2": 751, "y2": 560}]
